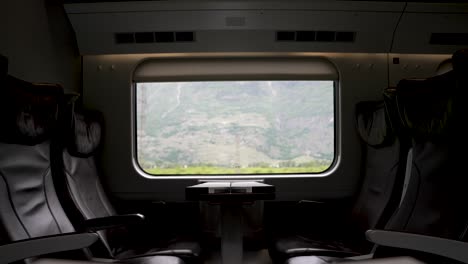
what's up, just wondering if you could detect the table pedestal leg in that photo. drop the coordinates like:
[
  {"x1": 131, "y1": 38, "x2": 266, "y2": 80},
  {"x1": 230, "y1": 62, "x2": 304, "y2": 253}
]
[{"x1": 221, "y1": 204, "x2": 243, "y2": 264}]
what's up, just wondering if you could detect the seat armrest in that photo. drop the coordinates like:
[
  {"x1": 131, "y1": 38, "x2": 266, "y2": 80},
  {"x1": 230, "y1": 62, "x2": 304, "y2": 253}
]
[
  {"x1": 0, "y1": 232, "x2": 99, "y2": 264},
  {"x1": 366, "y1": 229, "x2": 468, "y2": 263},
  {"x1": 84, "y1": 214, "x2": 145, "y2": 231}
]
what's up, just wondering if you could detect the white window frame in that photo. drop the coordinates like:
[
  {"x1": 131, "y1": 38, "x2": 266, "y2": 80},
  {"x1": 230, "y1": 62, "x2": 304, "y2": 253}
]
[{"x1": 131, "y1": 57, "x2": 341, "y2": 179}]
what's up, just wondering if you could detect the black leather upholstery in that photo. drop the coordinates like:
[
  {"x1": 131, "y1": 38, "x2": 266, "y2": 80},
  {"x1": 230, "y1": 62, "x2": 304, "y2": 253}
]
[
  {"x1": 0, "y1": 76, "x2": 63, "y2": 145},
  {"x1": 351, "y1": 101, "x2": 407, "y2": 233},
  {"x1": 285, "y1": 256, "x2": 344, "y2": 264},
  {"x1": 381, "y1": 62, "x2": 468, "y2": 241},
  {"x1": 0, "y1": 140, "x2": 75, "y2": 240},
  {"x1": 0, "y1": 78, "x2": 186, "y2": 264},
  {"x1": 0, "y1": 80, "x2": 72, "y2": 242},
  {"x1": 272, "y1": 235, "x2": 362, "y2": 261},
  {"x1": 34, "y1": 257, "x2": 185, "y2": 264},
  {"x1": 285, "y1": 256, "x2": 424, "y2": 264},
  {"x1": 57, "y1": 109, "x2": 201, "y2": 262},
  {"x1": 270, "y1": 101, "x2": 408, "y2": 263}
]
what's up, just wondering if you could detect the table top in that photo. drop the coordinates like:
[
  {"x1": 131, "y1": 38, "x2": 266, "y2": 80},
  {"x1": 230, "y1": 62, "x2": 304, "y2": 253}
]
[{"x1": 185, "y1": 181, "x2": 275, "y2": 201}]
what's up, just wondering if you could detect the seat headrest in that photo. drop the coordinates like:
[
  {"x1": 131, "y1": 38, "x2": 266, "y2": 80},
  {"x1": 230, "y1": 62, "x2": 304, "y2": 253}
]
[
  {"x1": 394, "y1": 72, "x2": 456, "y2": 140},
  {"x1": 0, "y1": 76, "x2": 63, "y2": 145},
  {"x1": 355, "y1": 100, "x2": 395, "y2": 147},
  {"x1": 67, "y1": 109, "x2": 103, "y2": 158}
]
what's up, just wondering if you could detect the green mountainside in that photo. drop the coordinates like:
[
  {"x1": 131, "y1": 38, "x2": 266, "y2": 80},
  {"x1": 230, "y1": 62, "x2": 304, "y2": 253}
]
[{"x1": 136, "y1": 81, "x2": 334, "y2": 175}]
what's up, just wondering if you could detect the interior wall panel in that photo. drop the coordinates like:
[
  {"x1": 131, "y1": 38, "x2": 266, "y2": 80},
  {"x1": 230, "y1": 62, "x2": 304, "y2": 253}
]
[
  {"x1": 391, "y1": 12, "x2": 468, "y2": 54},
  {"x1": 388, "y1": 53, "x2": 451, "y2": 87},
  {"x1": 65, "y1": 1, "x2": 405, "y2": 13},
  {"x1": 66, "y1": 1, "x2": 404, "y2": 55},
  {"x1": 83, "y1": 52, "x2": 388, "y2": 202}
]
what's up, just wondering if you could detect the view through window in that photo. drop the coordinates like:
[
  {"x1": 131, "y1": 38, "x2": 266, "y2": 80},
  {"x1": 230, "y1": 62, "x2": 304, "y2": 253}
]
[{"x1": 136, "y1": 81, "x2": 335, "y2": 175}]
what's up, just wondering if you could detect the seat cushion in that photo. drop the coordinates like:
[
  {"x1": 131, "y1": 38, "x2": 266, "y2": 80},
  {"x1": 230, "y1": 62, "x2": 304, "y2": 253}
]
[
  {"x1": 285, "y1": 256, "x2": 341, "y2": 264},
  {"x1": 33, "y1": 256, "x2": 185, "y2": 264},
  {"x1": 116, "y1": 255, "x2": 186, "y2": 264},
  {"x1": 285, "y1": 256, "x2": 425, "y2": 264},
  {"x1": 115, "y1": 236, "x2": 201, "y2": 263},
  {"x1": 270, "y1": 234, "x2": 368, "y2": 264}
]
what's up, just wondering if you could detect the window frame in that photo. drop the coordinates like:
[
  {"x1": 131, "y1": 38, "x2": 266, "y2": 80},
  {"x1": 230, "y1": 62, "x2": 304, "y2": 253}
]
[{"x1": 131, "y1": 57, "x2": 341, "y2": 179}]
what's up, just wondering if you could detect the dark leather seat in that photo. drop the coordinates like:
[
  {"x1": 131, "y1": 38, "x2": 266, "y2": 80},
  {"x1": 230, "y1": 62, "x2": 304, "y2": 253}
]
[
  {"x1": 285, "y1": 256, "x2": 424, "y2": 264},
  {"x1": 0, "y1": 75, "x2": 184, "y2": 264},
  {"x1": 34, "y1": 258, "x2": 185, "y2": 264},
  {"x1": 284, "y1": 50, "x2": 468, "y2": 264},
  {"x1": 269, "y1": 100, "x2": 410, "y2": 263},
  {"x1": 51, "y1": 107, "x2": 201, "y2": 263}
]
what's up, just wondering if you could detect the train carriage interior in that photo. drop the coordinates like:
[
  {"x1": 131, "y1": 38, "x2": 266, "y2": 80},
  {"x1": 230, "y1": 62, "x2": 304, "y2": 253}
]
[{"x1": 1, "y1": 0, "x2": 468, "y2": 263}]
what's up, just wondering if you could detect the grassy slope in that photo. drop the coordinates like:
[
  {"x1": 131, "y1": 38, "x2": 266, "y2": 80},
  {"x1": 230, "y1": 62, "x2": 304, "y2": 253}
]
[{"x1": 144, "y1": 165, "x2": 331, "y2": 175}]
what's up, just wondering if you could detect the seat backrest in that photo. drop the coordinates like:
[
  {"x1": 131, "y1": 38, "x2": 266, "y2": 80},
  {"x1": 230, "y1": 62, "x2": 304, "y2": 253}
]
[
  {"x1": 350, "y1": 100, "x2": 410, "y2": 233},
  {"x1": 383, "y1": 71, "x2": 468, "y2": 239},
  {"x1": 62, "y1": 109, "x2": 115, "y2": 220},
  {"x1": 55, "y1": 109, "x2": 117, "y2": 256},
  {"x1": 380, "y1": 50, "x2": 468, "y2": 250},
  {"x1": 0, "y1": 76, "x2": 76, "y2": 241}
]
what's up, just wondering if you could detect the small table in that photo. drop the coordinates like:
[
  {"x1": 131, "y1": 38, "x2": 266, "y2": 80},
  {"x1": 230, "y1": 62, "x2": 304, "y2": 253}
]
[{"x1": 186, "y1": 181, "x2": 275, "y2": 264}]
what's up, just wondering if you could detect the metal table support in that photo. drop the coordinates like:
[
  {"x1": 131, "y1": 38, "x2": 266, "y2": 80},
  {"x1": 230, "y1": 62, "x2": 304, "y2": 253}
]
[
  {"x1": 221, "y1": 203, "x2": 243, "y2": 264},
  {"x1": 186, "y1": 181, "x2": 275, "y2": 264}
]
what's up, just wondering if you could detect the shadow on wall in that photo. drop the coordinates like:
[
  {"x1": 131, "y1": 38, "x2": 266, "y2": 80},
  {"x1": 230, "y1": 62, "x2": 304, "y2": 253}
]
[
  {"x1": 0, "y1": 0, "x2": 81, "y2": 93},
  {"x1": 44, "y1": 0, "x2": 82, "y2": 93}
]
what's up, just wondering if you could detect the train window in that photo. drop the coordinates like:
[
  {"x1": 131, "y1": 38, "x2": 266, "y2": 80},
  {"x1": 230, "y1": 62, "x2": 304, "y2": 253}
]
[
  {"x1": 133, "y1": 57, "x2": 338, "y2": 177},
  {"x1": 135, "y1": 80, "x2": 335, "y2": 176}
]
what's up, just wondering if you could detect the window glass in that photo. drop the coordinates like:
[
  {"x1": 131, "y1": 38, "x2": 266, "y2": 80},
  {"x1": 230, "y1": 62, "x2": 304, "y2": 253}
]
[{"x1": 136, "y1": 80, "x2": 334, "y2": 175}]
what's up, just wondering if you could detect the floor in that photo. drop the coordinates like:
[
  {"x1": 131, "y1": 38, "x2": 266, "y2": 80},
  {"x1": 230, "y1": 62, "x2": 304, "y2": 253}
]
[{"x1": 204, "y1": 249, "x2": 273, "y2": 264}]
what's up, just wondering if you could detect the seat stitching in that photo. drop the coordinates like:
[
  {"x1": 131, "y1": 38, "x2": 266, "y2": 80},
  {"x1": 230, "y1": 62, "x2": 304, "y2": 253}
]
[
  {"x1": 0, "y1": 171, "x2": 31, "y2": 238},
  {"x1": 43, "y1": 166, "x2": 63, "y2": 233}
]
